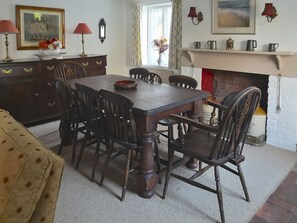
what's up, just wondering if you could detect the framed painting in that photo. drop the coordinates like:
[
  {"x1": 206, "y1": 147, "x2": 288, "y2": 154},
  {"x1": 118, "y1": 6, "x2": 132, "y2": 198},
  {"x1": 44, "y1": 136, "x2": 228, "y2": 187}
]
[
  {"x1": 16, "y1": 5, "x2": 65, "y2": 50},
  {"x1": 212, "y1": 0, "x2": 256, "y2": 34}
]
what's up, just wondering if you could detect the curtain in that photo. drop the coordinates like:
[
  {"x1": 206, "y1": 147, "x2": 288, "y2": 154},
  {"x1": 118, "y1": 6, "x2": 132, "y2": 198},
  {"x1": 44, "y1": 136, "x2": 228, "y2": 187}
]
[
  {"x1": 131, "y1": 3, "x2": 142, "y2": 66},
  {"x1": 168, "y1": 0, "x2": 182, "y2": 70}
]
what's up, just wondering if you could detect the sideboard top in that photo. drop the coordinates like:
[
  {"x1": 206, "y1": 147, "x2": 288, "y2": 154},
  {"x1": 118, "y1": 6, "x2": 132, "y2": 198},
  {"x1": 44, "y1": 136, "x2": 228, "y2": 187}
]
[{"x1": 0, "y1": 54, "x2": 107, "y2": 65}]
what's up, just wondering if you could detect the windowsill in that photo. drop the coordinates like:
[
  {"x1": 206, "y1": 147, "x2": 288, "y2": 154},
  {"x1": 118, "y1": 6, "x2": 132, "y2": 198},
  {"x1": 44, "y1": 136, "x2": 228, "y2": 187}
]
[{"x1": 142, "y1": 65, "x2": 170, "y2": 70}]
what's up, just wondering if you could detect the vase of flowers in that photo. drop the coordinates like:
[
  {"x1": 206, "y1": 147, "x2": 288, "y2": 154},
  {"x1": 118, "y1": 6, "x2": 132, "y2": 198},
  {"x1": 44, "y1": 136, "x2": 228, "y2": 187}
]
[
  {"x1": 153, "y1": 37, "x2": 169, "y2": 65},
  {"x1": 38, "y1": 38, "x2": 62, "y2": 56}
]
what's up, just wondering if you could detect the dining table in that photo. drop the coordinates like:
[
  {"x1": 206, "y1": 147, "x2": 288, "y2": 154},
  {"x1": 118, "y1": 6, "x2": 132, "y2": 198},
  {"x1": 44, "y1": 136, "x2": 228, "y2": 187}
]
[{"x1": 67, "y1": 74, "x2": 209, "y2": 198}]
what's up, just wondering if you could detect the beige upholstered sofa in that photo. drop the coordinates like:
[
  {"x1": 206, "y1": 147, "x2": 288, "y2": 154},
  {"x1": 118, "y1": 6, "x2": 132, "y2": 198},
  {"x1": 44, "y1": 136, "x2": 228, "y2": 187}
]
[{"x1": 0, "y1": 109, "x2": 64, "y2": 223}]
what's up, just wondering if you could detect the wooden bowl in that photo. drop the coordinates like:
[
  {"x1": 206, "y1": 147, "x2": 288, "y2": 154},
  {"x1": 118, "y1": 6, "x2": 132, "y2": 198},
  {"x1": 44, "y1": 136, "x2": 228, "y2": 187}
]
[{"x1": 114, "y1": 80, "x2": 137, "y2": 90}]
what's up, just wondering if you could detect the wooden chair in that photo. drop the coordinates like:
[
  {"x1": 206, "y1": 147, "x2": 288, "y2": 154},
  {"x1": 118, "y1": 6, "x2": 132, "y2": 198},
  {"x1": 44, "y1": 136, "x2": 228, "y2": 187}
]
[
  {"x1": 142, "y1": 72, "x2": 162, "y2": 84},
  {"x1": 162, "y1": 86, "x2": 261, "y2": 223},
  {"x1": 54, "y1": 78, "x2": 86, "y2": 164},
  {"x1": 158, "y1": 75, "x2": 198, "y2": 140},
  {"x1": 74, "y1": 83, "x2": 106, "y2": 182},
  {"x1": 98, "y1": 89, "x2": 159, "y2": 201},
  {"x1": 54, "y1": 61, "x2": 87, "y2": 80},
  {"x1": 129, "y1": 67, "x2": 149, "y2": 80},
  {"x1": 168, "y1": 74, "x2": 198, "y2": 89}
]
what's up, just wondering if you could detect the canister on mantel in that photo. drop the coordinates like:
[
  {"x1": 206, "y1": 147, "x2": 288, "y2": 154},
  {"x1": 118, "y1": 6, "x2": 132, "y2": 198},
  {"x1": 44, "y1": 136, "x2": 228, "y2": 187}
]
[{"x1": 246, "y1": 106, "x2": 267, "y2": 146}]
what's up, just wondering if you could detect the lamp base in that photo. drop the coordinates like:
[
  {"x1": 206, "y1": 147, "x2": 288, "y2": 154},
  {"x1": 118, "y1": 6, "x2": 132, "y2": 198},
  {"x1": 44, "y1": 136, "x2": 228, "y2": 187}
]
[
  {"x1": 79, "y1": 53, "x2": 87, "y2": 57},
  {"x1": 2, "y1": 56, "x2": 13, "y2": 62}
]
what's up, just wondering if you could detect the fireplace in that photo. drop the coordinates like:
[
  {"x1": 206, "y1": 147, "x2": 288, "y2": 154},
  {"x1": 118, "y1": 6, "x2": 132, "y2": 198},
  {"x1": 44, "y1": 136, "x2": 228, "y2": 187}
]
[
  {"x1": 206, "y1": 69, "x2": 269, "y2": 113},
  {"x1": 181, "y1": 48, "x2": 297, "y2": 151}
]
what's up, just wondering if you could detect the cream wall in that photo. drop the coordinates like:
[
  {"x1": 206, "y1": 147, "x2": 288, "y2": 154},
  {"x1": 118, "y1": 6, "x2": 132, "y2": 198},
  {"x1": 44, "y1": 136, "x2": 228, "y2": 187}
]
[
  {"x1": 183, "y1": 0, "x2": 297, "y2": 53},
  {"x1": 0, "y1": 0, "x2": 128, "y2": 75}
]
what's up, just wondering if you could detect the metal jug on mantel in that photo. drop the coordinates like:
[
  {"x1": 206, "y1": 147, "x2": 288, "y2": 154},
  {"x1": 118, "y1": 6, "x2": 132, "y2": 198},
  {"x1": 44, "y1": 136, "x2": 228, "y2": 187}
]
[{"x1": 246, "y1": 40, "x2": 257, "y2": 51}]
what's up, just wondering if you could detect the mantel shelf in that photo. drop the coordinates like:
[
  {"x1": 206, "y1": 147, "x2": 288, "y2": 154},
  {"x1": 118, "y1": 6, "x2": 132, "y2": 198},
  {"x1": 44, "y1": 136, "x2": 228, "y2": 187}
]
[{"x1": 182, "y1": 48, "x2": 296, "y2": 70}]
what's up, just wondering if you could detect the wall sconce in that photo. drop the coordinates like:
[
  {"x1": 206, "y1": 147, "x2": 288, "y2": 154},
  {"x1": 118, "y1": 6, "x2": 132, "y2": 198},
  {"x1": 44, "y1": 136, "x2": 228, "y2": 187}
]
[
  {"x1": 262, "y1": 3, "x2": 278, "y2": 23},
  {"x1": 73, "y1": 23, "x2": 92, "y2": 57},
  {"x1": 188, "y1": 7, "x2": 203, "y2": 25},
  {"x1": 98, "y1": 18, "x2": 106, "y2": 43},
  {"x1": 0, "y1": 20, "x2": 19, "y2": 62}
]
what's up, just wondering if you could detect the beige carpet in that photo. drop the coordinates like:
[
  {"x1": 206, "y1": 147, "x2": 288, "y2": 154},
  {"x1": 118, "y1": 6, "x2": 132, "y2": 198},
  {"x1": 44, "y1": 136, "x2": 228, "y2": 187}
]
[{"x1": 29, "y1": 121, "x2": 297, "y2": 223}]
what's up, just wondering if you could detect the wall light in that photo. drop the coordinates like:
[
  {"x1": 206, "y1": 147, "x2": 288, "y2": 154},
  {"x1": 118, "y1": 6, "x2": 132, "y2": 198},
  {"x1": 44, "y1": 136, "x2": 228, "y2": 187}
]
[
  {"x1": 188, "y1": 7, "x2": 203, "y2": 25},
  {"x1": 0, "y1": 20, "x2": 19, "y2": 62},
  {"x1": 98, "y1": 18, "x2": 106, "y2": 44},
  {"x1": 262, "y1": 3, "x2": 278, "y2": 23},
  {"x1": 73, "y1": 23, "x2": 92, "y2": 57}
]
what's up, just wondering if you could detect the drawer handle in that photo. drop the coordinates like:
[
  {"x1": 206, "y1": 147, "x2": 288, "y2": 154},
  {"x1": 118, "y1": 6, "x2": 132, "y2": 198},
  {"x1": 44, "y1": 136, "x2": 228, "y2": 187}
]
[
  {"x1": 96, "y1": 61, "x2": 103, "y2": 65},
  {"x1": 48, "y1": 101, "x2": 56, "y2": 107},
  {"x1": 24, "y1": 67, "x2": 33, "y2": 73},
  {"x1": 82, "y1": 62, "x2": 89, "y2": 67},
  {"x1": 2, "y1": 69, "x2": 12, "y2": 74},
  {"x1": 46, "y1": 65, "x2": 55, "y2": 71}
]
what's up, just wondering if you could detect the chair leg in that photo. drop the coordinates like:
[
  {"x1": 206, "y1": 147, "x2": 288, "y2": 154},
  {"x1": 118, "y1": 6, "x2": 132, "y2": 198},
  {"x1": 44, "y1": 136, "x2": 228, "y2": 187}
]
[
  {"x1": 71, "y1": 123, "x2": 79, "y2": 164},
  {"x1": 91, "y1": 139, "x2": 101, "y2": 182},
  {"x1": 214, "y1": 166, "x2": 225, "y2": 223},
  {"x1": 237, "y1": 164, "x2": 250, "y2": 202},
  {"x1": 154, "y1": 139, "x2": 161, "y2": 184},
  {"x1": 75, "y1": 130, "x2": 90, "y2": 169},
  {"x1": 162, "y1": 147, "x2": 174, "y2": 199},
  {"x1": 58, "y1": 144, "x2": 63, "y2": 155},
  {"x1": 121, "y1": 149, "x2": 132, "y2": 201},
  {"x1": 99, "y1": 144, "x2": 112, "y2": 187}
]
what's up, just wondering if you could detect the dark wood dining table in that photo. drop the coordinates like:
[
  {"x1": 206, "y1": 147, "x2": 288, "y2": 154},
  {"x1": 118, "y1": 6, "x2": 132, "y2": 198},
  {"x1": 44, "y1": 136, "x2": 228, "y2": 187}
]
[{"x1": 68, "y1": 74, "x2": 209, "y2": 198}]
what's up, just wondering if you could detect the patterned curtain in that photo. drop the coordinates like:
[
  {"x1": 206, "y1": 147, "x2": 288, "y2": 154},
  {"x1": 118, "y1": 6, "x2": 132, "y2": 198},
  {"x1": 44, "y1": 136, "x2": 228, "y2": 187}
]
[
  {"x1": 169, "y1": 0, "x2": 182, "y2": 70},
  {"x1": 131, "y1": 3, "x2": 142, "y2": 66}
]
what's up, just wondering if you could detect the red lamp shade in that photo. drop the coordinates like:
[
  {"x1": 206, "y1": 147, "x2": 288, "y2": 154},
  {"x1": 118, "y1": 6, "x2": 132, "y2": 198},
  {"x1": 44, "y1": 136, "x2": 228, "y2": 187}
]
[
  {"x1": 73, "y1": 23, "x2": 92, "y2": 34},
  {"x1": 188, "y1": 7, "x2": 198, "y2": 18},
  {"x1": 262, "y1": 3, "x2": 275, "y2": 16},
  {"x1": 262, "y1": 3, "x2": 277, "y2": 22},
  {"x1": 0, "y1": 20, "x2": 19, "y2": 33}
]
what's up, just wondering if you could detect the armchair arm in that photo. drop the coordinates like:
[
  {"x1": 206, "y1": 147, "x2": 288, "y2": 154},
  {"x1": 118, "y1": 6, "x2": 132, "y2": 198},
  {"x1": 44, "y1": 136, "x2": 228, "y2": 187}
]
[
  {"x1": 169, "y1": 114, "x2": 219, "y2": 134},
  {"x1": 207, "y1": 100, "x2": 227, "y2": 111}
]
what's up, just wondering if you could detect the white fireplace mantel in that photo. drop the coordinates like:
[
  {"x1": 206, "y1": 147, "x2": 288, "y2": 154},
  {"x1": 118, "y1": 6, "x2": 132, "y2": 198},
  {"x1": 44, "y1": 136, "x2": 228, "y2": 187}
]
[{"x1": 182, "y1": 48, "x2": 297, "y2": 77}]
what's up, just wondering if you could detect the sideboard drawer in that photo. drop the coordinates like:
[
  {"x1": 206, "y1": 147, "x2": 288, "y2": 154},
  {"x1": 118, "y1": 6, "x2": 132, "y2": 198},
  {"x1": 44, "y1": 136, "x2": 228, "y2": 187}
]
[
  {"x1": 0, "y1": 64, "x2": 37, "y2": 82},
  {"x1": 75, "y1": 56, "x2": 107, "y2": 76}
]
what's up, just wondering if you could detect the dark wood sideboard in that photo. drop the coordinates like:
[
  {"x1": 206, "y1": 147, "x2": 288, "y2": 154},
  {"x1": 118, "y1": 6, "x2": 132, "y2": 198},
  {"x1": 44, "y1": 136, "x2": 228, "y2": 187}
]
[{"x1": 0, "y1": 55, "x2": 107, "y2": 126}]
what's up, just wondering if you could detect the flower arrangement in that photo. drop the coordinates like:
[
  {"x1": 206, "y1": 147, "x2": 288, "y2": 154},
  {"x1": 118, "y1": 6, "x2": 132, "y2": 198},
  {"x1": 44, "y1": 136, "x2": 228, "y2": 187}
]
[
  {"x1": 153, "y1": 37, "x2": 169, "y2": 54},
  {"x1": 39, "y1": 38, "x2": 62, "y2": 50}
]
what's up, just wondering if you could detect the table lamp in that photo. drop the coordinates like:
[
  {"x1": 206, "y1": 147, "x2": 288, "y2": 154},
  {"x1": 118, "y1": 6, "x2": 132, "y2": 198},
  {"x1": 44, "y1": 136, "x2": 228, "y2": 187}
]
[
  {"x1": 73, "y1": 23, "x2": 92, "y2": 57},
  {"x1": 0, "y1": 20, "x2": 19, "y2": 62}
]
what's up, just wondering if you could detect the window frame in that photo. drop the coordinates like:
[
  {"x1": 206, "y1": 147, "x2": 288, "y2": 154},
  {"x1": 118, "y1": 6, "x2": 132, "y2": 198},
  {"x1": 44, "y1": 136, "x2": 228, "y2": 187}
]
[{"x1": 141, "y1": 2, "x2": 172, "y2": 67}]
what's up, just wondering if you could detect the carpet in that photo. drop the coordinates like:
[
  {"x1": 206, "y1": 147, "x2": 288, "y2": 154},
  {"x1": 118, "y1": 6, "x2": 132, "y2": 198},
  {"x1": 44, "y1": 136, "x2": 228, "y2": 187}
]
[{"x1": 28, "y1": 121, "x2": 297, "y2": 223}]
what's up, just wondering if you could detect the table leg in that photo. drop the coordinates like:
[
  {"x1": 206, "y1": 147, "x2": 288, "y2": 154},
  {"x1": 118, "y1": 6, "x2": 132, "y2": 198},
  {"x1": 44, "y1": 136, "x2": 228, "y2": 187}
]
[{"x1": 136, "y1": 131, "x2": 159, "y2": 198}]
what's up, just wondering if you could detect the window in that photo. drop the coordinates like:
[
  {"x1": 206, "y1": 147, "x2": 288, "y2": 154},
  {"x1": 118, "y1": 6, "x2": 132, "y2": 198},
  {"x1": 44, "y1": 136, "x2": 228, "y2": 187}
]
[{"x1": 141, "y1": 3, "x2": 172, "y2": 67}]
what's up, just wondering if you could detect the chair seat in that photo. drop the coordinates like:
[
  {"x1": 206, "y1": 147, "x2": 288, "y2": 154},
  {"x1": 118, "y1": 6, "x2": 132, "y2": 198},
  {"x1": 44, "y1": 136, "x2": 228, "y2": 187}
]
[
  {"x1": 170, "y1": 128, "x2": 228, "y2": 166},
  {"x1": 158, "y1": 118, "x2": 176, "y2": 126}
]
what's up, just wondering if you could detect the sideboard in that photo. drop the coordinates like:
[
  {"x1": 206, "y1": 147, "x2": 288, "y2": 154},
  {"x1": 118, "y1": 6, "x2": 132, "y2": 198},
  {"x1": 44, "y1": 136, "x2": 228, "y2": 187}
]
[{"x1": 0, "y1": 54, "x2": 107, "y2": 126}]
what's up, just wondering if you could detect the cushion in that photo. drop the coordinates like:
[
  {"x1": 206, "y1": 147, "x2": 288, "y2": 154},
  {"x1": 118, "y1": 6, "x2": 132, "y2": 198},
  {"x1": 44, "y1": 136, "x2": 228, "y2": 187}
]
[{"x1": 0, "y1": 109, "x2": 64, "y2": 223}]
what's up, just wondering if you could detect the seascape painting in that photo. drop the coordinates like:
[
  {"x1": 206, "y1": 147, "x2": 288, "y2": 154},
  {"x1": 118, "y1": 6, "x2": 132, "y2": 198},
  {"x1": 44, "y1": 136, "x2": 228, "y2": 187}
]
[
  {"x1": 212, "y1": 0, "x2": 256, "y2": 34},
  {"x1": 217, "y1": 0, "x2": 250, "y2": 27}
]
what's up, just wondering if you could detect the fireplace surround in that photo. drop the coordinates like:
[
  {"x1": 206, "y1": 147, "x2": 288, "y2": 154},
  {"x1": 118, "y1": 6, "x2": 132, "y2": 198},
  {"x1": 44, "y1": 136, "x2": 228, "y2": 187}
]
[{"x1": 181, "y1": 48, "x2": 297, "y2": 152}]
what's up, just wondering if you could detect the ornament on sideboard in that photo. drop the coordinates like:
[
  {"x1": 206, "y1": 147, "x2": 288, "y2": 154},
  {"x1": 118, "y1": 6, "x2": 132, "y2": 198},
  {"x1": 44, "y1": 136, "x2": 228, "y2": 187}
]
[
  {"x1": 226, "y1": 37, "x2": 234, "y2": 50},
  {"x1": 73, "y1": 23, "x2": 92, "y2": 57},
  {"x1": 0, "y1": 20, "x2": 19, "y2": 62}
]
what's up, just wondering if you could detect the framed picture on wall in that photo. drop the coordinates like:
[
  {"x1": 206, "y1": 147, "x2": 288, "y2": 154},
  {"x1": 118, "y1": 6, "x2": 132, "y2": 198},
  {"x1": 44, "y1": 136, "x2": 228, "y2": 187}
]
[
  {"x1": 16, "y1": 5, "x2": 65, "y2": 50},
  {"x1": 212, "y1": 0, "x2": 256, "y2": 34}
]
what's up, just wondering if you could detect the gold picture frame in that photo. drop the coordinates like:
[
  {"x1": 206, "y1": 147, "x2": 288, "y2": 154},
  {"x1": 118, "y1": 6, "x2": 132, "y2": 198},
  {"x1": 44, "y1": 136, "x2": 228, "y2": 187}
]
[
  {"x1": 16, "y1": 5, "x2": 65, "y2": 50},
  {"x1": 212, "y1": 0, "x2": 256, "y2": 34}
]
